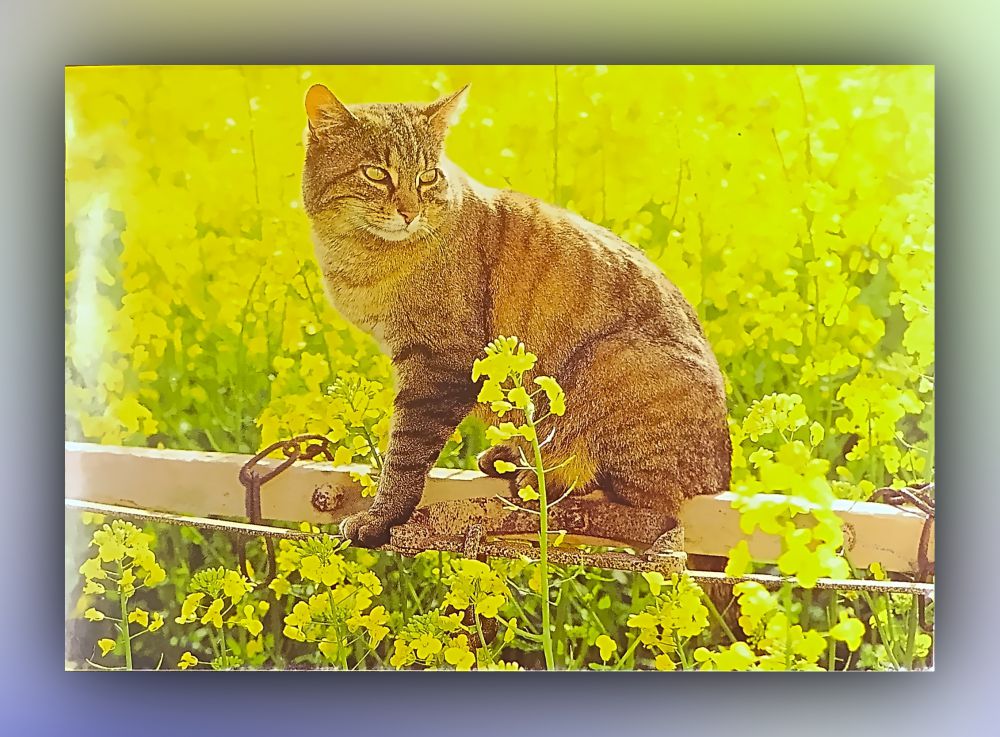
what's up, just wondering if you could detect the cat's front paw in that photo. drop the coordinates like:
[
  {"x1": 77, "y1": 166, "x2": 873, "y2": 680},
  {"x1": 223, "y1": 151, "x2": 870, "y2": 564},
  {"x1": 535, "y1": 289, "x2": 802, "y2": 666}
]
[{"x1": 339, "y1": 511, "x2": 393, "y2": 547}]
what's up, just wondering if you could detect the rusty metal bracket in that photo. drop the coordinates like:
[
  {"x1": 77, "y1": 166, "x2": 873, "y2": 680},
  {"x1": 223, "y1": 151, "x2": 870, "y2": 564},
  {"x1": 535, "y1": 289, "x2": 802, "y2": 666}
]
[
  {"x1": 869, "y1": 483, "x2": 934, "y2": 578},
  {"x1": 237, "y1": 434, "x2": 334, "y2": 583},
  {"x1": 869, "y1": 482, "x2": 935, "y2": 628}
]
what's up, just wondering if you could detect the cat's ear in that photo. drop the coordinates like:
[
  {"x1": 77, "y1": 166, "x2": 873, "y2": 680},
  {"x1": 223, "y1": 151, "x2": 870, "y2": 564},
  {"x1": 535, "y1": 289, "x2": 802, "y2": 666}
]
[
  {"x1": 423, "y1": 84, "x2": 469, "y2": 132},
  {"x1": 305, "y1": 84, "x2": 356, "y2": 131}
]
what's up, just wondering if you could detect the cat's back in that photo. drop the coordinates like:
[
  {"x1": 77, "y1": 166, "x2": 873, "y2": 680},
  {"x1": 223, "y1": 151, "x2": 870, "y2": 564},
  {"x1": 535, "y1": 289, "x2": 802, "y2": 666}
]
[
  {"x1": 484, "y1": 187, "x2": 677, "y2": 291},
  {"x1": 466, "y1": 184, "x2": 713, "y2": 372},
  {"x1": 483, "y1": 186, "x2": 704, "y2": 331}
]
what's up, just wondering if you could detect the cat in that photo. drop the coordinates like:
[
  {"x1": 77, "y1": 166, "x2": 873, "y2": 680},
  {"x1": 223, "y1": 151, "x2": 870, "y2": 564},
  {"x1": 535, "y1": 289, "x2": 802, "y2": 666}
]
[{"x1": 301, "y1": 83, "x2": 732, "y2": 548}]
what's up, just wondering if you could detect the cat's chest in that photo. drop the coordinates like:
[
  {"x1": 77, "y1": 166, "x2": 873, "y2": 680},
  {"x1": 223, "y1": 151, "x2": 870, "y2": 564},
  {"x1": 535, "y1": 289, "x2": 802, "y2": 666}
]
[
  {"x1": 323, "y1": 279, "x2": 390, "y2": 348},
  {"x1": 312, "y1": 238, "x2": 390, "y2": 338}
]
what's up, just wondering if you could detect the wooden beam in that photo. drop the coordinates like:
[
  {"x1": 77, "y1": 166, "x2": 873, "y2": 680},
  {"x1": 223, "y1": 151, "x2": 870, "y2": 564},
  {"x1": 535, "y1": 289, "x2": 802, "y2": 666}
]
[{"x1": 64, "y1": 442, "x2": 934, "y2": 574}]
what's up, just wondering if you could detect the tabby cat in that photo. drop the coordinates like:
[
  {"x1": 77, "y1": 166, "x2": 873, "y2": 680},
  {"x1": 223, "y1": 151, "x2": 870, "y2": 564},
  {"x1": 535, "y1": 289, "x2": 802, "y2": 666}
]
[{"x1": 302, "y1": 84, "x2": 732, "y2": 547}]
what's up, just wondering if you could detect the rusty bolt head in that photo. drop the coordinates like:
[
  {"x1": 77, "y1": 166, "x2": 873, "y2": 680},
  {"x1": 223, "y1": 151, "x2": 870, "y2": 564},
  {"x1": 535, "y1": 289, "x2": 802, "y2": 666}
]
[
  {"x1": 842, "y1": 522, "x2": 856, "y2": 552},
  {"x1": 311, "y1": 483, "x2": 344, "y2": 513}
]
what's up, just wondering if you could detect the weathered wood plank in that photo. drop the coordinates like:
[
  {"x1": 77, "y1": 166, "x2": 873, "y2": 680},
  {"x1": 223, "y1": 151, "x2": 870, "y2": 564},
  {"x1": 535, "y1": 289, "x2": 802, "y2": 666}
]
[{"x1": 64, "y1": 442, "x2": 933, "y2": 574}]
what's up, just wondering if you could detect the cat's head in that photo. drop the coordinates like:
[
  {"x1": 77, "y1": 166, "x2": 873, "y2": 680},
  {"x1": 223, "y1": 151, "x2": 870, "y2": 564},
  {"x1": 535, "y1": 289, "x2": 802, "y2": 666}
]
[{"x1": 302, "y1": 84, "x2": 468, "y2": 244}]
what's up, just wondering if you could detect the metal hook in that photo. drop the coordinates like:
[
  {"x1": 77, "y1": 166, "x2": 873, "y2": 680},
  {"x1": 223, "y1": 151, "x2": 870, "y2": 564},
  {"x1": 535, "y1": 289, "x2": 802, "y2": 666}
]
[{"x1": 236, "y1": 434, "x2": 335, "y2": 585}]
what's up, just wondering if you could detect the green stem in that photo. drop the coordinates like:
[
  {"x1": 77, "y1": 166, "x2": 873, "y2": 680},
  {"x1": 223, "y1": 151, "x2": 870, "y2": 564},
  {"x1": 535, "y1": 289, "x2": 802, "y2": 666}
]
[
  {"x1": 475, "y1": 609, "x2": 494, "y2": 664},
  {"x1": 903, "y1": 595, "x2": 919, "y2": 669},
  {"x1": 117, "y1": 561, "x2": 133, "y2": 671},
  {"x1": 552, "y1": 64, "x2": 559, "y2": 204},
  {"x1": 675, "y1": 635, "x2": 691, "y2": 671},
  {"x1": 700, "y1": 589, "x2": 737, "y2": 644},
  {"x1": 826, "y1": 593, "x2": 838, "y2": 671},
  {"x1": 860, "y1": 591, "x2": 900, "y2": 669},
  {"x1": 554, "y1": 577, "x2": 571, "y2": 667},
  {"x1": 783, "y1": 584, "x2": 794, "y2": 671},
  {"x1": 614, "y1": 636, "x2": 643, "y2": 670},
  {"x1": 883, "y1": 593, "x2": 899, "y2": 661},
  {"x1": 494, "y1": 615, "x2": 543, "y2": 643},
  {"x1": 842, "y1": 550, "x2": 901, "y2": 670},
  {"x1": 527, "y1": 404, "x2": 555, "y2": 670},
  {"x1": 340, "y1": 622, "x2": 349, "y2": 671},
  {"x1": 399, "y1": 560, "x2": 409, "y2": 623},
  {"x1": 572, "y1": 580, "x2": 611, "y2": 636},
  {"x1": 436, "y1": 551, "x2": 445, "y2": 607},
  {"x1": 842, "y1": 648, "x2": 854, "y2": 671},
  {"x1": 219, "y1": 624, "x2": 229, "y2": 663}
]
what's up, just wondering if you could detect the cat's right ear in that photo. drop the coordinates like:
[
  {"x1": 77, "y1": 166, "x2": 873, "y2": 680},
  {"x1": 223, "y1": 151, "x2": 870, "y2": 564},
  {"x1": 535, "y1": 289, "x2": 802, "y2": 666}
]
[{"x1": 305, "y1": 84, "x2": 356, "y2": 133}]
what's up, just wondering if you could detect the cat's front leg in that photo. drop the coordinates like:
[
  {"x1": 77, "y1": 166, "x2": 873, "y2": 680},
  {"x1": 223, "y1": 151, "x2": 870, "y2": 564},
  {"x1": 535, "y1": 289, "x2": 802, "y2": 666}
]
[{"x1": 339, "y1": 351, "x2": 475, "y2": 547}]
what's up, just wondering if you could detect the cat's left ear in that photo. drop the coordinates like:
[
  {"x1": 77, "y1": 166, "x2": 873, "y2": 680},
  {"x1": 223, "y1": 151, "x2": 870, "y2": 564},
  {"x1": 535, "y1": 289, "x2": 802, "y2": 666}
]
[
  {"x1": 423, "y1": 84, "x2": 470, "y2": 132},
  {"x1": 306, "y1": 84, "x2": 356, "y2": 132}
]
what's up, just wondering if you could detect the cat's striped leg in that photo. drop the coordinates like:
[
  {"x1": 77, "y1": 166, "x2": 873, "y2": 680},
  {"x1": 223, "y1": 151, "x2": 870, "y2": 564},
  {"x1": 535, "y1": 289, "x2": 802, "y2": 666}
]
[{"x1": 340, "y1": 349, "x2": 475, "y2": 547}]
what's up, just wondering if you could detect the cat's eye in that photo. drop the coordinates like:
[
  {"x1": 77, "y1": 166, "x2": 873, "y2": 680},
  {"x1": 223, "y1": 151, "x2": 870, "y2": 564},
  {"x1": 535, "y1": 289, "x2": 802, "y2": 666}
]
[
  {"x1": 362, "y1": 166, "x2": 389, "y2": 182},
  {"x1": 418, "y1": 169, "x2": 439, "y2": 185}
]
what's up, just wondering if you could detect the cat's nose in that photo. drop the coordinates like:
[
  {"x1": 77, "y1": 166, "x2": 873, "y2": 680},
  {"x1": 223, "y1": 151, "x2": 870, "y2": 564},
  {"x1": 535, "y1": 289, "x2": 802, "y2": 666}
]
[{"x1": 397, "y1": 208, "x2": 418, "y2": 225}]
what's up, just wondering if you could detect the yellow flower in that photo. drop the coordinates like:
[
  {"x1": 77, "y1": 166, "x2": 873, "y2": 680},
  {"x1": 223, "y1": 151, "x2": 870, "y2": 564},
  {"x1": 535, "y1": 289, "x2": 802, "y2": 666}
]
[
  {"x1": 517, "y1": 485, "x2": 539, "y2": 502},
  {"x1": 390, "y1": 641, "x2": 414, "y2": 669},
  {"x1": 268, "y1": 576, "x2": 291, "y2": 597},
  {"x1": 176, "y1": 593, "x2": 204, "y2": 624},
  {"x1": 444, "y1": 638, "x2": 476, "y2": 671},
  {"x1": 148, "y1": 612, "x2": 164, "y2": 632},
  {"x1": 414, "y1": 633, "x2": 443, "y2": 660},
  {"x1": 318, "y1": 641, "x2": 341, "y2": 663},
  {"x1": 653, "y1": 654, "x2": 676, "y2": 671},
  {"x1": 724, "y1": 540, "x2": 753, "y2": 577},
  {"x1": 641, "y1": 571, "x2": 666, "y2": 597},
  {"x1": 596, "y1": 634, "x2": 617, "y2": 662},
  {"x1": 493, "y1": 460, "x2": 517, "y2": 474},
  {"x1": 200, "y1": 598, "x2": 225, "y2": 628},
  {"x1": 222, "y1": 571, "x2": 251, "y2": 602}
]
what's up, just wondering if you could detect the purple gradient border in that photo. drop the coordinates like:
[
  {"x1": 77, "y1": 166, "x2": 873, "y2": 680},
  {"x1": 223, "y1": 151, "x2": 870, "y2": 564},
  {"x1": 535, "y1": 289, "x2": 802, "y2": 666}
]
[{"x1": 5, "y1": 2, "x2": 996, "y2": 736}]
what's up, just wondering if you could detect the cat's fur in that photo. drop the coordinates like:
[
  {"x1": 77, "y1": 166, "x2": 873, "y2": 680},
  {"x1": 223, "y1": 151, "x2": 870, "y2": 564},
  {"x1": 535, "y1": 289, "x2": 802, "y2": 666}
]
[{"x1": 302, "y1": 84, "x2": 732, "y2": 546}]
